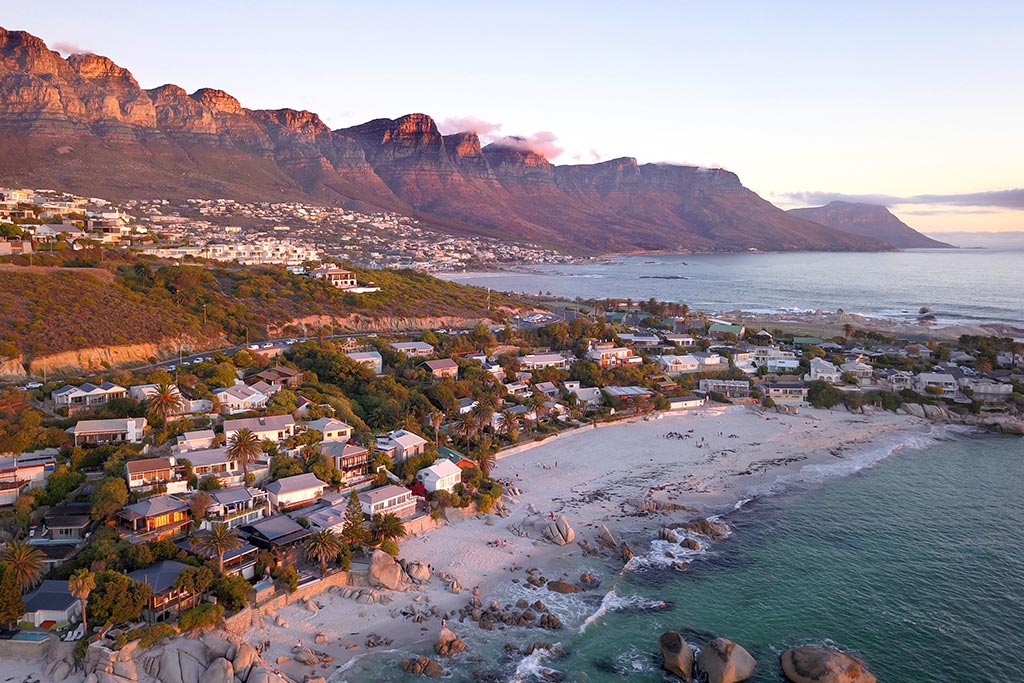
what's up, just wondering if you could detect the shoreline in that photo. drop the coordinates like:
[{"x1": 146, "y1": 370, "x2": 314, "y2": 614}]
[{"x1": 247, "y1": 405, "x2": 938, "y2": 682}]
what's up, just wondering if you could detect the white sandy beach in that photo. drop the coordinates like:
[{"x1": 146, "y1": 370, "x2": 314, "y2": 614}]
[{"x1": 240, "y1": 404, "x2": 930, "y2": 679}]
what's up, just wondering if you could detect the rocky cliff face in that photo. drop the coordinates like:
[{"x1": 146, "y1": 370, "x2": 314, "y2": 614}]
[
  {"x1": 788, "y1": 201, "x2": 953, "y2": 249},
  {"x1": 0, "y1": 26, "x2": 890, "y2": 254}
]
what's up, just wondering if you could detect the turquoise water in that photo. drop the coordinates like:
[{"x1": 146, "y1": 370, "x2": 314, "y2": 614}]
[
  {"x1": 442, "y1": 250, "x2": 1024, "y2": 327},
  {"x1": 336, "y1": 432, "x2": 1024, "y2": 682},
  {"x1": 11, "y1": 631, "x2": 50, "y2": 641}
]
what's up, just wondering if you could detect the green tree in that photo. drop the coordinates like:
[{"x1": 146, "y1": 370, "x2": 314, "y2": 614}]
[
  {"x1": 211, "y1": 574, "x2": 251, "y2": 611},
  {"x1": 806, "y1": 379, "x2": 842, "y2": 408},
  {"x1": 191, "y1": 523, "x2": 243, "y2": 575},
  {"x1": 1, "y1": 539, "x2": 46, "y2": 592},
  {"x1": 173, "y1": 566, "x2": 215, "y2": 606},
  {"x1": 341, "y1": 491, "x2": 368, "y2": 547},
  {"x1": 91, "y1": 477, "x2": 129, "y2": 521},
  {"x1": 0, "y1": 564, "x2": 25, "y2": 629},
  {"x1": 305, "y1": 528, "x2": 343, "y2": 576},
  {"x1": 69, "y1": 569, "x2": 96, "y2": 635},
  {"x1": 88, "y1": 571, "x2": 151, "y2": 627},
  {"x1": 227, "y1": 428, "x2": 263, "y2": 484},
  {"x1": 146, "y1": 383, "x2": 184, "y2": 427},
  {"x1": 371, "y1": 512, "x2": 407, "y2": 545}
]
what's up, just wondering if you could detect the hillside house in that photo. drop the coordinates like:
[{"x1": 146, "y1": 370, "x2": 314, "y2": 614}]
[
  {"x1": 128, "y1": 560, "x2": 197, "y2": 623},
  {"x1": 223, "y1": 414, "x2": 296, "y2": 443},
  {"x1": 21, "y1": 580, "x2": 80, "y2": 628},
  {"x1": 392, "y1": 341, "x2": 435, "y2": 357},
  {"x1": 52, "y1": 382, "x2": 127, "y2": 414},
  {"x1": 213, "y1": 383, "x2": 268, "y2": 415},
  {"x1": 422, "y1": 358, "x2": 459, "y2": 379},
  {"x1": 118, "y1": 495, "x2": 191, "y2": 543},
  {"x1": 176, "y1": 429, "x2": 216, "y2": 452},
  {"x1": 264, "y1": 472, "x2": 326, "y2": 510},
  {"x1": 416, "y1": 458, "x2": 463, "y2": 494},
  {"x1": 67, "y1": 417, "x2": 147, "y2": 446},
  {"x1": 359, "y1": 485, "x2": 417, "y2": 519},
  {"x1": 306, "y1": 417, "x2": 353, "y2": 443},
  {"x1": 375, "y1": 429, "x2": 428, "y2": 463},
  {"x1": 125, "y1": 457, "x2": 188, "y2": 494}
]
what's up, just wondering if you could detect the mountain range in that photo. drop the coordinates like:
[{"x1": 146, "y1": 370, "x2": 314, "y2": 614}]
[{"x1": 0, "y1": 27, "x2": 938, "y2": 255}]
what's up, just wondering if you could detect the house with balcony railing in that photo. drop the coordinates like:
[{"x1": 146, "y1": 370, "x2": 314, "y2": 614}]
[{"x1": 199, "y1": 487, "x2": 270, "y2": 530}]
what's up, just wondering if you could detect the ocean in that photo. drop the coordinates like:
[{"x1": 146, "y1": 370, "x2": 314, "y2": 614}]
[
  {"x1": 441, "y1": 249, "x2": 1024, "y2": 328},
  {"x1": 335, "y1": 431, "x2": 1024, "y2": 682}
]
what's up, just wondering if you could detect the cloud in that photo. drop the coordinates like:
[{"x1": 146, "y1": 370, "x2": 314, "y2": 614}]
[
  {"x1": 489, "y1": 132, "x2": 564, "y2": 159},
  {"x1": 438, "y1": 116, "x2": 503, "y2": 136},
  {"x1": 777, "y1": 189, "x2": 1024, "y2": 210},
  {"x1": 52, "y1": 41, "x2": 93, "y2": 56}
]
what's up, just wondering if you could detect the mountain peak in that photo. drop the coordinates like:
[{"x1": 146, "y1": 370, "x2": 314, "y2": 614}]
[{"x1": 789, "y1": 202, "x2": 954, "y2": 249}]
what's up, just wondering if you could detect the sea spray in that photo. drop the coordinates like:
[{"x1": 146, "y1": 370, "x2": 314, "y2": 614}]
[{"x1": 579, "y1": 589, "x2": 671, "y2": 633}]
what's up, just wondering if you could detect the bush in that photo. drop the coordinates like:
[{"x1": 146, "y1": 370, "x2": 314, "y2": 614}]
[
  {"x1": 337, "y1": 544, "x2": 352, "y2": 572},
  {"x1": 127, "y1": 622, "x2": 177, "y2": 649},
  {"x1": 274, "y1": 565, "x2": 298, "y2": 593},
  {"x1": 380, "y1": 539, "x2": 400, "y2": 557},
  {"x1": 211, "y1": 574, "x2": 252, "y2": 612},
  {"x1": 178, "y1": 603, "x2": 224, "y2": 631}
]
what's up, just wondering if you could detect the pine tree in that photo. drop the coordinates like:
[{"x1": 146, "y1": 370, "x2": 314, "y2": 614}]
[
  {"x1": 0, "y1": 564, "x2": 25, "y2": 629},
  {"x1": 341, "y1": 490, "x2": 368, "y2": 547}
]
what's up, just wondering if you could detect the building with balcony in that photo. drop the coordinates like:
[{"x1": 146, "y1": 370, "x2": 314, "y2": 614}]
[{"x1": 118, "y1": 495, "x2": 191, "y2": 543}]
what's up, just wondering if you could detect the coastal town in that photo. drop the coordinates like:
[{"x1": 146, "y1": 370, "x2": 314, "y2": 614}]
[
  {"x1": 0, "y1": 252, "x2": 1022, "y2": 683},
  {"x1": 0, "y1": 187, "x2": 575, "y2": 272}
]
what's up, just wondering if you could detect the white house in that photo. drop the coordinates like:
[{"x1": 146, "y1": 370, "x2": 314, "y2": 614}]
[
  {"x1": 391, "y1": 341, "x2": 434, "y2": 357},
  {"x1": 52, "y1": 382, "x2": 127, "y2": 413},
  {"x1": 358, "y1": 484, "x2": 417, "y2": 518},
  {"x1": 841, "y1": 358, "x2": 874, "y2": 382},
  {"x1": 805, "y1": 358, "x2": 842, "y2": 383},
  {"x1": 263, "y1": 472, "x2": 326, "y2": 510},
  {"x1": 376, "y1": 429, "x2": 428, "y2": 462},
  {"x1": 520, "y1": 353, "x2": 570, "y2": 370},
  {"x1": 67, "y1": 417, "x2": 147, "y2": 446},
  {"x1": 563, "y1": 381, "x2": 603, "y2": 408},
  {"x1": 305, "y1": 500, "x2": 349, "y2": 534},
  {"x1": 223, "y1": 414, "x2": 296, "y2": 443},
  {"x1": 21, "y1": 580, "x2": 80, "y2": 627},
  {"x1": 347, "y1": 351, "x2": 383, "y2": 374},
  {"x1": 914, "y1": 373, "x2": 958, "y2": 398},
  {"x1": 416, "y1": 458, "x2": 462, "y2": 494},
  {"x1": 213, "y1": 382, "x2": 268, "y2": 415},
  {"x1": 586, "y1": 344, "x2": 641, "y2": 367},
  {"x1": 657, "y1": 354, "x2": 700, "y2": 374},
  {"x1": 699, "y1": 379, "x2": 751, "y2": 398},
  {"x1": 183, "y1": 447, "x2": 242, "y2": 486},
  {"x1": 305, "y1": 418, "x2": 353, "y2": 443},
  {"x1": 176, "y1": 429, "x2": 216, "y2": 452}
]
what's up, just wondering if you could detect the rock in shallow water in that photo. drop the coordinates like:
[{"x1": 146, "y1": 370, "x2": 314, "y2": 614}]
[
  {"x1": 659, "y1": 630, "x2": 694, "y2": 681},
  {"x1": 780, "y1": 646, "x2": 877, "y2": 683},
  {"x1": 697, "y1": 637, "x2": 756, "y2": 683}
]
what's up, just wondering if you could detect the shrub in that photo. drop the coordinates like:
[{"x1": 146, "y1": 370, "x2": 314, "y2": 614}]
[
  {"x1": 211, "y1": 574, "x2": 252, "y2": 612},
  {"x1": 274, "y1": 565, "x2": 298, "y2": 593},
  {"x1": 380, "y1": 539, "x2": 400, "y2": 557},
  {"x1": 127, "y1": 622, "x2": 176, "y2": 649},
  {"x1": 178, "y1": 603, "x2": 224, "y2": 631}
]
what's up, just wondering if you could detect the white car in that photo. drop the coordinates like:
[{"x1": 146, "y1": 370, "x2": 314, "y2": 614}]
[
  {"x1": 261, "y1": 343, "x2": 274, "y2": 349},
  {"x1": 167, "y1": 364, "x2": 176, "y2": 371},
  {"x1": 248, "y1": 344, "x2": 259, "y2": 350},
  {"x1": 287, "y1": 339, "x2": 298, "y2": 344},
  {"x1": 23, "y1": 382, "x2": 43, "y2": 390}
]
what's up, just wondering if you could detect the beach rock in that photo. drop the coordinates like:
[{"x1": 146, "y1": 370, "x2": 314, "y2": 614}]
[
  {"x1": 315, "y1": 633, "x2": 328, "y2": 644},
  {"x1": 405, "y1": 561, "x2": 432, "y2": 584},
  {"x1": 621, "y1": 542, "x2": 635, "y2": 563},
  {"x1": 274, "y1": 615, "x2": 288, "y2": 628},
  {"x1": 232, "y1": 643, "x2": 258, "y2": 680},
  {"x1": 112, "y1": 659, "x2": 138, "y2": 681},
  {"x1": 369, "y1": 549, "x2": 409, "y2": 591},
  {"x1": 539, "y1": 613, "x2": 562, "y2": 630},
  {"x1": 543, "y1": 515, "x2": 575, "y2": 545},
  {"x1": 901, "y1": 403, "x2": 926, "y2": 419},
  {"x1": 659, "y1": 631, "x2": 694, "y2": 681},
  {"x1": 434, "y1": 626, "x2": 468, "y2": 656},
  {"x1": 546, "y1": 580, "x2": 581, "y2": 593},
  {"x1": 659, "y1": 527, "x2": 679, "y2": 543},
  {"x1": 199, "y1": 658, "x2": 233, "y2": 683},
  {"x1": 579, "y1": 573, "x2": 600, "y2": 589},
  {"x1": 49, "y1": 660, "x2": 72, "y2": 682},
  {"x1": 697, "y1": 638, "x2": 756, "y2": 683},
  {"x1": 684, "y1": 518, "x2": 729, "y2": 540},
  {"x1": 402, "y1": 656, "x2": 444, "y2": 678},
  {"x1": 294, "y1": 648, "x2": 320, "y2": 665},
  {"x1": 598, "y1": 525, "x2": 618, "y2": 548},
  {"x1": 683, "y1": 538, "x2": 701, "y2": 551},
  {"x1": 306, "y1": 599, "x2": 319, "y2": 613},
  {"x1": 246, "y1": 668, "x2": 275, "y2": 683},
  {"x1": 780, "y1": 646, "x2": 877, "y2": 683}
]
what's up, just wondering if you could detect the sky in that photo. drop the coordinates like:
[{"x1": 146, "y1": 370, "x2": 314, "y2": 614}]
[{"x1": 5, "y1": 1, "x2": 1023, "y2": 234}]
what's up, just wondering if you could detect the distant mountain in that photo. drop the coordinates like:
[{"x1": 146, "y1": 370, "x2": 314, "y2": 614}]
[
  {"x1": 788, "y1": 201, "x2": 953, "y2": 249},
  {"x1": 0, "y1": 27, "x2": 889, "y2": 255}
]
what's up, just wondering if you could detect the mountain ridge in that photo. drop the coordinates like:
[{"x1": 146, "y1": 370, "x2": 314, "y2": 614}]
[
  {"x1": 0, "y1": 26, "x2": 890, "y2": 254},
  {"x1": 788, "y1": 201, "x2": 954, "y2": 249}
]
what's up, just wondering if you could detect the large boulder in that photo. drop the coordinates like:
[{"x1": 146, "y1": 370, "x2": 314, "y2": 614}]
[
  {"x1": 49, "y1": 660, "x2": 73, "y2": 682},
  {"x1": 683, "y1": 518, "x2": 729, "y2": 540},
  {"x1": 598, "y1": 524, "x2": 618, "y2": 548},
  {"x1": 543, "y1": 515, "x2": 575, "y2": 545},
  {"x1": 546, "y1": 580, "x2": 581, "y2": 594},
  {"x1": 202, "y1": 634, "x2": 236, "y2": 661},
  {"x1": 369, "y1": 549, "x2": 409, "y2": 591},
  {"x1": 232, "y1": 643, "x2": 258, "y2": 681},
  {"x1": 697, "y1": 638, "x2": 756, "y2": 683},
  {"x1": 780, "y1": 646, "x2": 877, "y2": 683},
  {"x1": 402, "y1": 656, "x2": 444, "y2": 678},
  {"x1": 659, "y1": 631, "x2": 694, "y2": 681},
  {"x1": 293, "y1": 647, "x2": 319, "y2": 665},
  {"x1": 199, "y1": 658, "x2": 233, "y2": 683},
  {"x1": 434, "y1": 626, "x2": 468, "y2": 657},
  {"x1": 405, "y1": 560, "x2": 432, "y2": 584}
]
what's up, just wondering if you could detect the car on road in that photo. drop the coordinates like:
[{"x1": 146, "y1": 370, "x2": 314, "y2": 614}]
[
  {"x1": 286, "y1": 339, "x2": 298, "y2": 344},
  {"x1": 167, "y1": 365, "x2": 176, "y2": 371},
  {"x1": 261, "y1": 343, "x2": 274, "y2": 349},
  {"x1": 248, "y1": 344, "x2": 259, "y2": 350},
  {"x1": 23, "y1": 382, "x2": 43, "y2": 390}
]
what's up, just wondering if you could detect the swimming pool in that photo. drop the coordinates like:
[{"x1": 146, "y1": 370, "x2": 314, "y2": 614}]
[{"x1": 11, "y1": 631, "x2": 50, "y2": 641}]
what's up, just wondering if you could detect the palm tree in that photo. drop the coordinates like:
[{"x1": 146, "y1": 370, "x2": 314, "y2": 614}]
[
  {"x1": 428, "y1": 411, "x2": 444, "y2": 448},
  {"x1": 459, "y1": 414, "x2": 478, "y2": 455},
  {"x1": 147, "y1": 383, "x2": 185, "y2": 426},
  {"x1": 305, "y1": 529, "x2": 343, "y2": 576},
  {"x1": 68, "y1": 569, "x2": 95, "y2": 634},
  {"x1": 227, "y1": 428, "x2": 263, "y2": 484},
  {"x1": 1, "y1": 539, "x2": 45, "y2": 592},
  {"x1": 476, "y1": 449, "x2": 497, "y2": 480},
  {"x1": 527, "y1": 392, "x2": 548, "y2": 421},
  {"x1": 497, "y1": 408, "x2": 518, "y2": 443},
  {"x1": 842, "y1": 323, "x2": 855, "y2": 340},
  {"x1": 192, "y1": 523, "x2": 243, "y2": 575},
  {"x1": 371, "y1": 512, "x2": 407, "y2": 544}
]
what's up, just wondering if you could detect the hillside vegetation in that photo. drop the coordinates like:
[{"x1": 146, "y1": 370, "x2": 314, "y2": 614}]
[{"x1": 0, "y1": 259, "x2": 520, "y2": 360}]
